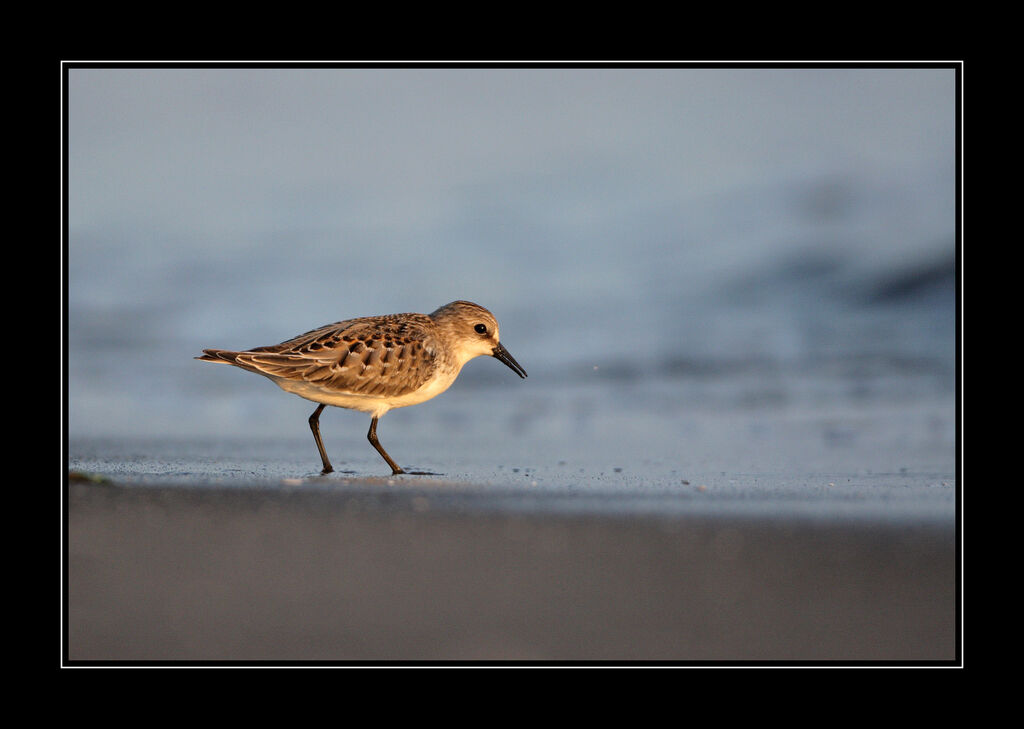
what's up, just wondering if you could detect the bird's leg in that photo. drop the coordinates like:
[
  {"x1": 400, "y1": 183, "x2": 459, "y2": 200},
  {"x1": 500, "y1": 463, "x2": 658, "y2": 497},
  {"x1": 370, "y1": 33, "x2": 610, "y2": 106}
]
[
  {"x1": 367, "y1": 416, "x2": 405, "y2": 475},
  {"x1": 308, "y1": 403, "x2": 334, "y2": 474}
]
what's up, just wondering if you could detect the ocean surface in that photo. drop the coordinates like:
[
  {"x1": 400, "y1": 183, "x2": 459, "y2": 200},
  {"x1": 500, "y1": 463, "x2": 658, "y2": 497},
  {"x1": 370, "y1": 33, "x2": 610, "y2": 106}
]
[{"x1": 65, "y1": 66, "x2": 958, "y2": 523}]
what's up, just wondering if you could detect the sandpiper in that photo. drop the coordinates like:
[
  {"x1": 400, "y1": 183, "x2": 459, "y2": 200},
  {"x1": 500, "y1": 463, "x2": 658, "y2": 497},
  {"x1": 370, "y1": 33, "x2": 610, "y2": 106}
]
[{"x1": 197, "y1": 300, "x2": 527, "y2": 475}]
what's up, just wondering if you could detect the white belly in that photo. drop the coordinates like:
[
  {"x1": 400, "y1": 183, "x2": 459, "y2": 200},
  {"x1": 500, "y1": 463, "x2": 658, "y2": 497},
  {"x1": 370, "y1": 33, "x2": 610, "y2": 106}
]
[{"x1": 269, "y1": 366, "x2": 461, "y2": 418}]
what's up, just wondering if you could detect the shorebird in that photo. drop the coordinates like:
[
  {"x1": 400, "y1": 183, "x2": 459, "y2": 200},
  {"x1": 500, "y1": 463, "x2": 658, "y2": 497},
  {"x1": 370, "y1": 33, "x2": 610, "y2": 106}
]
[{"x1": 197, "y1": 300, "x2": 527, "y2": 475}]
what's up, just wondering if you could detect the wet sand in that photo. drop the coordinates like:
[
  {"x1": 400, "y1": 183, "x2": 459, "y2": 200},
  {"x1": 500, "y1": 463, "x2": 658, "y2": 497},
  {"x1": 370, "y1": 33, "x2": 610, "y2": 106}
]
[{"x1": 65, "y1": 480, "x2": 957, "y2": 663}]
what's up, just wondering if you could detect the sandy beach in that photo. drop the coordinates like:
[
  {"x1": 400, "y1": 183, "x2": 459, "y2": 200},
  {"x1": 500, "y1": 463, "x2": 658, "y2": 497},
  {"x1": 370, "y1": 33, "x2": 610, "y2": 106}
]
[{"x1": 66, "y1": 478, "x2": 956, "y2": 663}]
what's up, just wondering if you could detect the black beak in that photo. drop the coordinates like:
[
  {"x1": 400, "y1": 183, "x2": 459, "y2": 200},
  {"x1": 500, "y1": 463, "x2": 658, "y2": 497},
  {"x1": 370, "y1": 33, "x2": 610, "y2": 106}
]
[{"x1": 492, "y1": 342, "x2": 527, "y2": 378}]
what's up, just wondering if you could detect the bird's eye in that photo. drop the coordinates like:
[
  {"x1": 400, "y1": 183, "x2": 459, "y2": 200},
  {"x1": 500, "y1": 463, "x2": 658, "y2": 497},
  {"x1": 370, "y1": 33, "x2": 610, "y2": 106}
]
[{"x1": 474, "y1": 323, "x2": 488, "y2": 335}]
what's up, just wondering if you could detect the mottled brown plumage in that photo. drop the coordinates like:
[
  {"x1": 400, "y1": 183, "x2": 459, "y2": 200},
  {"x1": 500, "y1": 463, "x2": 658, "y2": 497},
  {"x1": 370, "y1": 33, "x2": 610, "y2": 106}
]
[
  {"x1": 200, "y1": 312, "x2": 442, "y2": 399},
  {"x1": 197, "y1": 301, "x2": 526, "y2": 475}
]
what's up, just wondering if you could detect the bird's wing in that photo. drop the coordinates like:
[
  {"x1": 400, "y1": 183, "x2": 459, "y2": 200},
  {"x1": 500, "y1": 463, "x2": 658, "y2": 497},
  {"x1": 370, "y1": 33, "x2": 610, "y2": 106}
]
[{"x1": 232, "y1": 313, "x2": 441, "y2": 397}]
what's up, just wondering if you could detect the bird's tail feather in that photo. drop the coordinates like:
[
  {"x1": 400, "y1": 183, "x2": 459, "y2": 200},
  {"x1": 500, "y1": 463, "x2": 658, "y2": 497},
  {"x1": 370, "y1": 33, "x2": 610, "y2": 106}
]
[{"x1": 195, "y1": 349, "x2": 241, "y2": 364}]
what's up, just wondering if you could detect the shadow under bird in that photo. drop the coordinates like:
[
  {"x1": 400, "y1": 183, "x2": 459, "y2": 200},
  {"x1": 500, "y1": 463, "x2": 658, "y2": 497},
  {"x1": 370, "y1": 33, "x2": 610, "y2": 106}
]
[{"x1": 196, "y1": 300, "x2": 527, "y2": 475}]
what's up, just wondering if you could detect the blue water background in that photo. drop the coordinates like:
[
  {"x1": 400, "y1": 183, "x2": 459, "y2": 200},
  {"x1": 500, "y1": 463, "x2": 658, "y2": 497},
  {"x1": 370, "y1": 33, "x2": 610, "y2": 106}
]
[{"x1": 66, "y1": 67, "x2": 957, "y2": 517}]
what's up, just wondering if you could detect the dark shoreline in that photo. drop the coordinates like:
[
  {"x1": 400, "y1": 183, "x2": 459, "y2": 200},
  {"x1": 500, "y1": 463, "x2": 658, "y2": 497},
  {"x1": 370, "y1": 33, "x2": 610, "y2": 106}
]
[
  {"x1": 66, "y1": 481, "x2": 958, "y2": 663},
  {"x1": 66, "y1": 481, "x2": 957, "y2": 663}
]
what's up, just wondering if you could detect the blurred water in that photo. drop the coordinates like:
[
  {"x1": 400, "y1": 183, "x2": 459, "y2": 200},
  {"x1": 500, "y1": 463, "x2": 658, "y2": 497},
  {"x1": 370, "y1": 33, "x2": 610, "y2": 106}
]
[{"x1": 65, "y1": 66, "x2": 957, "y2": 515}]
